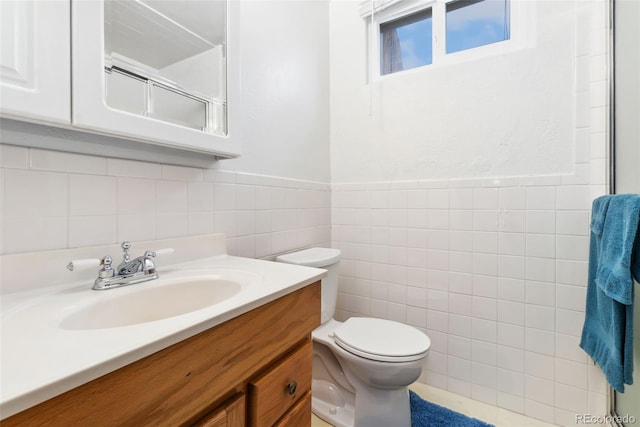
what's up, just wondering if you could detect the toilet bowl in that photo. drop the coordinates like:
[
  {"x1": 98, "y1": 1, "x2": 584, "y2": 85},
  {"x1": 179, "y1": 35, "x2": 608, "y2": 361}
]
[{"x1": 276, "y1": 248, "x2": 431, "y2": 427}]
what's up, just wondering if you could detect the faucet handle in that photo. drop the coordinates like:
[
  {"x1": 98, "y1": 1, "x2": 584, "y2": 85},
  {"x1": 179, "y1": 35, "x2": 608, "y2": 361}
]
[
  {"x1": 66, "y1": 258, "x2": 101, "y2": 271},
  {"x1": 144, "y1": 248, "x2": 175, "y2": 258},
  {"x1": 66, "y1": 256, "x2": 113, "y2": 277},
  {"x1": 98, "y1": 256, "x2": 115, "y2": 278},
  {"x1": 121, "y1": 241, "x2": 131, "y2": 263},
  {"x1": 137, "y1": 248, "x2": 173, "y2": 275}
]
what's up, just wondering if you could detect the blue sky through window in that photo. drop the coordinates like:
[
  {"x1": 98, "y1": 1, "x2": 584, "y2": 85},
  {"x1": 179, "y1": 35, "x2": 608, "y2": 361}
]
[
  {"x1": 395, "y1": 17, "x2": 432, "y2": 69},
  {"x1": 379, "y1": 0, "x2": 510, "y2": 75},
  {"x1": 446, "y1": 0, "x2": 510, "y2": 54},
  {"x1": 380, "y1": 9, "x2": 432, "y2": 74}
]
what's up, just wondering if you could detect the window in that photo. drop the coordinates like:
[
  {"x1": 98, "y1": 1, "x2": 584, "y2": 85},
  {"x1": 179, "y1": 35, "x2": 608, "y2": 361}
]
[
  {"x1": 446, "y1": 0, "x2": 510, "y2": 54},
  {"x1": 365, "y1": 0, "x2": 515, "y2": 77},
  {"x1": 380, "y1": 9, "x2": 432, "y2": 75}
]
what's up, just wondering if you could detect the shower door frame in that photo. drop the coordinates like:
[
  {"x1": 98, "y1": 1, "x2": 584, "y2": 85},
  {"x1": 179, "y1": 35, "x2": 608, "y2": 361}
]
[{"x1": 608, "y1": 0, "x2": 640, "y2": 426}]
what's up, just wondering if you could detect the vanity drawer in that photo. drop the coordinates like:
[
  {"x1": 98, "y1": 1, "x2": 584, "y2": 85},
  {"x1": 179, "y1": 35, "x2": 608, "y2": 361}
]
[{"x1": 248, "y1": 340, "x2": 312, "y2": 427}]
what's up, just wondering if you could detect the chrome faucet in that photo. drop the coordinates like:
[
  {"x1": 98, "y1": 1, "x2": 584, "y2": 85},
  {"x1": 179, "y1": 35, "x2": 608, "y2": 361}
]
[
  {"x1": 116, "y1": 241, "x2": 157, "y2": 276},
  {"x1": 67, "y1": 241, "x2": 174, "y2": 290}
]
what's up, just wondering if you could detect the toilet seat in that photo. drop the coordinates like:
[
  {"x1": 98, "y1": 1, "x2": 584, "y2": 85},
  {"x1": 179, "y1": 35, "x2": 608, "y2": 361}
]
[
  {"x1": 276, "y1": 248, "x2": 341, "y2": 267},
  {"x1": 333, "y1": 318, "x2": 431, "y2": 363}
]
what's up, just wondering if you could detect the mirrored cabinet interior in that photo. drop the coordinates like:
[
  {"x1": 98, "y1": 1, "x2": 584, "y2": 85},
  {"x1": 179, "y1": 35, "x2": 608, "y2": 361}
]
[
  {"x1": 0, "y1": 0, "x2": 240, "y2": 158},
  {"x1": 103, "y1": 0, "x2": 227, "y2": 136}
]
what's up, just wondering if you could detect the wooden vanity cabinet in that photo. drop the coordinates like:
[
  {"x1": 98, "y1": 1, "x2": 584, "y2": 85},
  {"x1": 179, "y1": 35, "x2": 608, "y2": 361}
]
[{"x1": 3, "y1": 282, "x2": 321, "y2": 427}]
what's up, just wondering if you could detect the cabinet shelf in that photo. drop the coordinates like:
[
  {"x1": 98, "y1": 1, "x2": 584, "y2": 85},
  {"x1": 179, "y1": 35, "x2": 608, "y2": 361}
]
[{"x1": 104, "y1": 0, "x2": 221, "y2": 69}]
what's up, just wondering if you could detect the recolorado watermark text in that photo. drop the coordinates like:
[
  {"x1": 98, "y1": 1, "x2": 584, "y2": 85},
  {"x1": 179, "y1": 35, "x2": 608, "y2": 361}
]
[{"x1": 576, "y1": 414, "x2": 637, "y2": 424}]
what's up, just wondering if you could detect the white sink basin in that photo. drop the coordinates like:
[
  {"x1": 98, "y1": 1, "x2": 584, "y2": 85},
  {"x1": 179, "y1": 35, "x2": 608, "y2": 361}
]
[{"x1": 59, "y1": 271, "x2": 258, "y2": 330}]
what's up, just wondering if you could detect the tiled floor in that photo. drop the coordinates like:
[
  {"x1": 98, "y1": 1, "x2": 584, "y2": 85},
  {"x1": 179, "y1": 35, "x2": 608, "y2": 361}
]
[{"x1": 311, "y1": 382, "x2": 556, "y2": 427}]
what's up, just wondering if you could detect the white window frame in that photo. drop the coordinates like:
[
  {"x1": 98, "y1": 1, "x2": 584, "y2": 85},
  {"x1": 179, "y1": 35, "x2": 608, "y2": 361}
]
[{"x1": 360, "y1": 0, "x2": 535, "y2": 79}]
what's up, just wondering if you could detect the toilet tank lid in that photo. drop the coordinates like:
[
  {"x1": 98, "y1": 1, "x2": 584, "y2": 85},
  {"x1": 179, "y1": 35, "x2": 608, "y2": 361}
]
[{"x1": 276, "y1": 247, "x2": 341, "y2": 268}]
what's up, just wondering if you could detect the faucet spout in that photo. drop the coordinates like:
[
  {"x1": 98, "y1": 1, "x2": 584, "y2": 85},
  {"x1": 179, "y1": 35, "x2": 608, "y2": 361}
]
[{"x1": 118, "y1": 254, "x2": 156, "y2": 276}]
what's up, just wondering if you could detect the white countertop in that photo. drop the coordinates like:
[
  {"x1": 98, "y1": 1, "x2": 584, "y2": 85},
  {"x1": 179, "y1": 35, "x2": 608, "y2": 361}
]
[{"x1": 0, "y1": 253, "x2": 325, "y2": 419}]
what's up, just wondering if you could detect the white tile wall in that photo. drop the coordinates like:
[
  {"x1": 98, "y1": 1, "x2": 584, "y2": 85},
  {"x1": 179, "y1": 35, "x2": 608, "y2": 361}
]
[
  {"x1": 0, "y1": 146, "x2": 331, "y2": 259},
  {"x1": 331, "y1": 177, "x2": 606, "y2": 423}
]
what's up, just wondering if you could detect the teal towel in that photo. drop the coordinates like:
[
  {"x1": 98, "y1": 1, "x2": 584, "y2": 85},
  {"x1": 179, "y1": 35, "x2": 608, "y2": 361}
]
[{"x1": 580, "y1": 194, "x2": 640, "y2": 392}]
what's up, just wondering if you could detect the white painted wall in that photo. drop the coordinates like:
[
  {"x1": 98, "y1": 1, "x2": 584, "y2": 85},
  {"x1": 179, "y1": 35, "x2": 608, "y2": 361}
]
[
  {"x1": 330, "y1": 0, "x2": 577, "y2": 182},
  {"x1": 222, "y1": 0, "x2": 331, "y2": 183}
]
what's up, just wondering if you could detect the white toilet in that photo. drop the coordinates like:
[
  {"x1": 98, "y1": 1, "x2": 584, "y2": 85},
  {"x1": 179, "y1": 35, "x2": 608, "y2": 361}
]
[{"x1": 276, "y1": 248, "x2": 431, "y2": 427}]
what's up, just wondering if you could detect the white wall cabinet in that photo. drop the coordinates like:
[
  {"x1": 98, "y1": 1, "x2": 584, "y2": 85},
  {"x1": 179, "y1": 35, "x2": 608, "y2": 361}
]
[
  {"x1": 0, "y1": 1, "x2": 71, "y2": 125},
  {"x1": 0, "y1": 0, "x2": 241, "y2": 159}
]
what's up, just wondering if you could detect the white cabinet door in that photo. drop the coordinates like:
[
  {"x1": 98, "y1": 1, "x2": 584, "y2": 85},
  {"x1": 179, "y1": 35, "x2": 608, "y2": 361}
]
[
  {"x1": 0, "y1": 0, "x2": 70, "y2": 125},
  {"x1": 71, "y1": 0, "x2": 241, "y2": 158}
]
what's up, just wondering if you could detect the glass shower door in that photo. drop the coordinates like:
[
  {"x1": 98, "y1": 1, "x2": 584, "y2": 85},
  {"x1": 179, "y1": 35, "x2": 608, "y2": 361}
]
[{"x1": 612, "y1": 0, "x2": 640, "y2": 425}]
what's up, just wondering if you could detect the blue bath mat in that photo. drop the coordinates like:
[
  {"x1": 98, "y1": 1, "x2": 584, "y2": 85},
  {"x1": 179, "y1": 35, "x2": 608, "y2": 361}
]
[{"x1": 410, "y1": 391, "x2": 494, "y2": 427}]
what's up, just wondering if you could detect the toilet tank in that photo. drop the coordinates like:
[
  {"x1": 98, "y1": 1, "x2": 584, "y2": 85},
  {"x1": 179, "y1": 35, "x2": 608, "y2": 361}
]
[{"x1": 275, "y1": 248, "x2": 341, "y2": 324}]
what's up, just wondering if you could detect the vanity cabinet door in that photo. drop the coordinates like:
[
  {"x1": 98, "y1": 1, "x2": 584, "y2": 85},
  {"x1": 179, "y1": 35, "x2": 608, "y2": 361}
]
[
  {"x1": 273, "y1": 392, "x2": 312, "y2": 427},
  {"x1": 0, "y1": 0, "x2": 71, "y2": 124},
  {"x1": 193, "y1": 394, "x2": 245, "y2": 427}
]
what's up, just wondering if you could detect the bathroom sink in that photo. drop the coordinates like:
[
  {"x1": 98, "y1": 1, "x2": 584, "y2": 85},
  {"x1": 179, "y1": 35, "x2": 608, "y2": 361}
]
[{"x1": 59, "y1": 272, "x2": 257, "y2": 330}]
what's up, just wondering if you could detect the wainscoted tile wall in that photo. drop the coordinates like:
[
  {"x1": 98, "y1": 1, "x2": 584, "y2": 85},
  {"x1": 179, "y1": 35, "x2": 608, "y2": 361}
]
[{"x1": 0, "y1": 145, "x2": 331, "y2": 259}]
